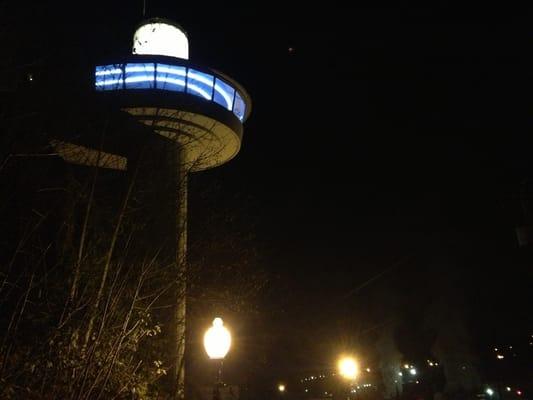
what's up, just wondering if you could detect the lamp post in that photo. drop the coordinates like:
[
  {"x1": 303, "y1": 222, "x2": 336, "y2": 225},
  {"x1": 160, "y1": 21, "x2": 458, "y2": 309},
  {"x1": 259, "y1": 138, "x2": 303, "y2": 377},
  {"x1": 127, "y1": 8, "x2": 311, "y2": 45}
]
[
  {"x1": 204, "y1": 318, "x2": 232, "y2": 400},
  {"x1": 338, "y1": 356, "x2": 359, "y2": 400}
]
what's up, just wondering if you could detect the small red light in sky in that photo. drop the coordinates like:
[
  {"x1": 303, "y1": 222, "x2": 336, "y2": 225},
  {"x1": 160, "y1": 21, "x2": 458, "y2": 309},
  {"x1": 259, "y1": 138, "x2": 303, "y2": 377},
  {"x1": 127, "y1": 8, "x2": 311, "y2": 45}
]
[
  {"x1": 516, "y1": 391, "x2": 522, "y2": 396},
  {"x1": 288, "y1": 47, "x2": 294, "y2": 53}
]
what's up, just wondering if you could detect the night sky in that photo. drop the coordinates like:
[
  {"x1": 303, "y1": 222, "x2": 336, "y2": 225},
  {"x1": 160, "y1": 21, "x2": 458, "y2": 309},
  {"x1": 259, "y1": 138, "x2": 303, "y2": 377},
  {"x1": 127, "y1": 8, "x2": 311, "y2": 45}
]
[
  {"x1": 9, "y1": 0, "x2": 532, "y2": 384},
  {"x1": 186, "y1": 2, "x2": 531, "y2": 376}
]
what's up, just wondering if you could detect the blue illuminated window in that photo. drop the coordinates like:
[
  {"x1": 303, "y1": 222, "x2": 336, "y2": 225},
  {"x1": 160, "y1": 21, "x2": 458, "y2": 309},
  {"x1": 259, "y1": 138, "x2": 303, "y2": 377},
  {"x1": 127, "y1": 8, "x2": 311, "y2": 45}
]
[
  {"x1": 125, "y1": 63, "x2": 155, "y2": 89},
  {"x1": 156, "y1": 64, "x2": 186, "y2": 91},
  {"x1": 233, "y1": 91, "x2": 246, "y2": 121},
  {"x1": 95, "y1": 62, "x2": 246, "y2": 122},
  {"x1": 186, "y1": 69, "x2": 214, "y2": 100},
  {"x1": 95, "y1": 64, "x2": 123, "y2": 90},
  {"x1": 213, "y1": 78, "x2": 235, "y2": 111}
]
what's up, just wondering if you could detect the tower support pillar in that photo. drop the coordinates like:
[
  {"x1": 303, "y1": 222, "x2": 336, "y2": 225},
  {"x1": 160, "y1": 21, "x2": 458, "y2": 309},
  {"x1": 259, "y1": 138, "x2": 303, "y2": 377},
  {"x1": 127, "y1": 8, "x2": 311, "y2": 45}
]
[{"x1": 175, "y1": 144, "x2": 188, "y2": 400}]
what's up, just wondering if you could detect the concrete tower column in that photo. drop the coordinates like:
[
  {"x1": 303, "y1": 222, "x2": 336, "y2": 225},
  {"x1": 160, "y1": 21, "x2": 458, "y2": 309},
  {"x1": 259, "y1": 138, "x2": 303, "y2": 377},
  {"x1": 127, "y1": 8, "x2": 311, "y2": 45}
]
[{"x1": 175, "y1": 144, "x2": 188, "y2": 399}]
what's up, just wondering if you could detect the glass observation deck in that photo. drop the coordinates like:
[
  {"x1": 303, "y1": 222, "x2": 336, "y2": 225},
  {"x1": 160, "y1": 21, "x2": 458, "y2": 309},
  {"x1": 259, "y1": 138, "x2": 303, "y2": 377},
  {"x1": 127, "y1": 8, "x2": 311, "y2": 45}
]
[{"x1": 95, "y1": 61, "x2": 247, "y2": 122}]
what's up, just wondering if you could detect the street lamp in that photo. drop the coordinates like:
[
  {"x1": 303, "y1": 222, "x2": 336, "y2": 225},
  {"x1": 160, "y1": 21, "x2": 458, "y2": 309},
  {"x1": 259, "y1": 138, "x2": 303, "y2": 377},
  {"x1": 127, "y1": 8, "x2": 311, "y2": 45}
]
[
  {"x1": 338, "y1": 356, "x2": 358, "y2": 400},
  {"x1": 204, "y1": 318, "x2": 232, "y2": 400},
  {"x1": 338, "y1": 356, "x2": 358, "y2": 380}
]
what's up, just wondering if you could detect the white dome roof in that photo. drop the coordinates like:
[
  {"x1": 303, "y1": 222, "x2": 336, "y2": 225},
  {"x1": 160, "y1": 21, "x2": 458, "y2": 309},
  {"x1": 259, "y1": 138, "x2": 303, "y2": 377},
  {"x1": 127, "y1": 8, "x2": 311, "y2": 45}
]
[{"x1": 132, "y1": 19, "x2": 189, "y2": 60}]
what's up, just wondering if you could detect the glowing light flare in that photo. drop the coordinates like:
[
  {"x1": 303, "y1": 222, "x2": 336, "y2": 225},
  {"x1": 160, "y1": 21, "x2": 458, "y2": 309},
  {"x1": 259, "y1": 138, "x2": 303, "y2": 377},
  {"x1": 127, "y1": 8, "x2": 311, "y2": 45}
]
[
  {"x1": 409, "y1": 368, "x2": 417, "y2": 376},
  {"x1": 486, "y1": 388, "x2": 494, "y2": 396},
  {"x1": 338, "y1": 357, "x2": 358, "y2": 380},
  {"x1": 203, "y1": 317, "x2": 231, "y2": 359},
  {"x1": 278, "y1": 384, "x2": 286, "y2": 393}
]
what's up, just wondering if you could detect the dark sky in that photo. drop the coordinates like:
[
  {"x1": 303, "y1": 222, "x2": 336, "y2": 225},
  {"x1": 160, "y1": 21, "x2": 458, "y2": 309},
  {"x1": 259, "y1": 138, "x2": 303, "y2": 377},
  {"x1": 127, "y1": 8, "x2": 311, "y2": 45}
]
[
  {"x1": 10, "y1": 0, "x2": 532, "y2": 381},
  {"x1": 180, "y1": 2, "x2": 531, "y2": 374}
]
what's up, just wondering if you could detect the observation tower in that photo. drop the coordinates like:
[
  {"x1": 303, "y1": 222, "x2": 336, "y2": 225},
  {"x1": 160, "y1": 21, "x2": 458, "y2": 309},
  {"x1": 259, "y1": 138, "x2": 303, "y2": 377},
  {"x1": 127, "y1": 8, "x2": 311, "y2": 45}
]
[{"x1": 92, "y1": 18, "x2": 251, "y2": 398}]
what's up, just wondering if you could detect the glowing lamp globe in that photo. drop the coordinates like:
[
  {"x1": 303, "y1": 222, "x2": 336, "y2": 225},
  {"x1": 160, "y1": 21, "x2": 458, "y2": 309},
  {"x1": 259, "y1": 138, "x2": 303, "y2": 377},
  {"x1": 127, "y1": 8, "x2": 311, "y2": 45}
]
[
  {"x1": 203, "y1": 317, "x2": 231, "y2": 359},
  {"x1": 338, "y1": 356, "x2": 358, "y2": 380},
  {"x1": 132, "y1": 18, "x2": 189, "y2": 59}
]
